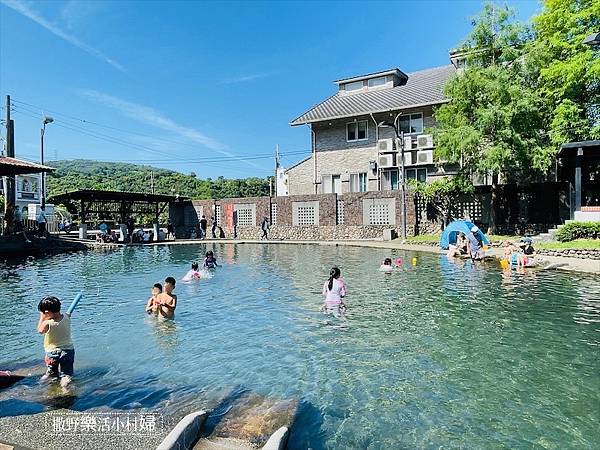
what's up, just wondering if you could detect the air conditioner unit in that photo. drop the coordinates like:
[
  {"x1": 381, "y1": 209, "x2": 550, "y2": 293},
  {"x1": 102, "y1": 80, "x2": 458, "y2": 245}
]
[
  {"x1": 417, "y1": 134, "x2": 434, "y2": 149},
  {"x1": 416, "y1": 150, "x2": 434, "y2": 165},
  {"x1": 401, "y1": 151, "x2": 413, "y2": 166},
  {"x1": 378, "y1": 154, "x2": 395, "y2": 168},
  {"x1": 377, "y1": 139, "x2": 394, "y2": 153},
  {"x1": 403, "y1": 136, "x2": 413, "y2": 150}
]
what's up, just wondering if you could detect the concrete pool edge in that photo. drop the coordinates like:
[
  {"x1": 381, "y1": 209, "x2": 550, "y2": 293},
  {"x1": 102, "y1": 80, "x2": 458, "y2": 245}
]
[{"x1": 101, "y1": 238, "x2": 600, "y2": 275}]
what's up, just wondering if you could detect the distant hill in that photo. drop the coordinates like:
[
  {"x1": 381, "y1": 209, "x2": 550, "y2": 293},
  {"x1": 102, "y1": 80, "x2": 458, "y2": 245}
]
[{"x1": 47, "y1": 159, "x2": 270, "y2": 200}]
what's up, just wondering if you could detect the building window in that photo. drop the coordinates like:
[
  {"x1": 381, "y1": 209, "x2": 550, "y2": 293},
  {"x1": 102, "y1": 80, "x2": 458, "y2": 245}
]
[
  {"x1": 345, "y1": 80, "x2": 364, "y2": 91},
  {"x1": 297, "y1": 206, "x2": 316, "y2": 226},
  {"x1": 368, "y1": 76, "x2": 386, "y2": 87},
  {"x1": 350, "y1": 173, "x2": 367, "y2": 192},
  {"x1": 321, "y1": 174, "x2": 342, "y2": 194},
  {"x1": 368, "y1": 203, "x2": 391, "y2": 225},
  {"x1": 271, "y1": 203, "x2": 278, "y2": 225},
  {"x1": 336, "y1": 199, "x2": 344, "y2": 225},
  {"x1": 399, "y1": 113, "x2": 423, "y2": 134},
  {"x1": 382, "y1": 169, "x2": 400, "y2": 191},
  {"x1": 215, "y1": 205, "x2": 221, "y2": 226},
  {"x1": 236, "y1": 207, "x2": 254, "y2": 226},
  {"x1": 347, "y1": 120, "x2": 368, "y2": 142},
  {"x1": 406, "y1": 168, "x2": 427, "y2": 183}
]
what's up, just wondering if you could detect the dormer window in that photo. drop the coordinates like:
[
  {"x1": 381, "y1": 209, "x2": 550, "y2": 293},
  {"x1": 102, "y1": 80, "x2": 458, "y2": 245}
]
[
  {"x1": 367, "y1": 76, "x2": 387, "y2": 87},
  {"x1": 336, "y1": 68, "x2": 408, "y2": 95},
  {"x1": 345, "y1": 81, "x2": 364, "y2": 92}
]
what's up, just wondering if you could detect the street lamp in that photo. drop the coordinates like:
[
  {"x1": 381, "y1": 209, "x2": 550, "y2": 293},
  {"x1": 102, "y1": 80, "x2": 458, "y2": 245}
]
[
  {"x1": 378, "y1": 120, "x2": 407, "y2": 240},
  {"x1": 40, "y1": 116, "x2": 53, "y2": 209}
]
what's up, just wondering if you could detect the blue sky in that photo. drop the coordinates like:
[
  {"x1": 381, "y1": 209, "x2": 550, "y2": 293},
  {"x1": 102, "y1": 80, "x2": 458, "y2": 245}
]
[{"x1": 0, "y1": 0, "x2": 541, "y2": 179}]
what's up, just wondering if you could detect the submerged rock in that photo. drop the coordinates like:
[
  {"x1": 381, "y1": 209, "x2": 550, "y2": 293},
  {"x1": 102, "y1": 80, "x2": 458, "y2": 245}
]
[{"x1": 196, "y1": 392, "x2": 298, "y2": 449}]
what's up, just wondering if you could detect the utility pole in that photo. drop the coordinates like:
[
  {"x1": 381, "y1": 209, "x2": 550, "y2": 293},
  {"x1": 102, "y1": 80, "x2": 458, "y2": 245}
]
[
  {"x1": 4, "y1": 95, "x2": 15, "y2": 216},
  {"x1": 274, "y1": 144, "x2": 280, "y2": 197},
  {"x1": 150, "y1": 171, "x2": 155, "y2": 194}
]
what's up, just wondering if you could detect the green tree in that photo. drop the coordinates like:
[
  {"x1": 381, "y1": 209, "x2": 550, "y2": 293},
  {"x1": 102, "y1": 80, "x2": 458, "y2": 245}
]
[
  {"x1": 527, "y1": 0, "x2": 600, "y2": 149},
  {"x1": 433, "y1": 3, "x2": 550, "y2": 233},
  {"x1": 410, "y1": 176, "x2": 474, "y2": 228}
]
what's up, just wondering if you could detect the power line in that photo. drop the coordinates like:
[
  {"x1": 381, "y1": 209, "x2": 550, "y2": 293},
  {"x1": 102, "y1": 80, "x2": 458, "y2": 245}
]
[{"x1": 10, "y1": 107, "x2": 309, "y2": 164}]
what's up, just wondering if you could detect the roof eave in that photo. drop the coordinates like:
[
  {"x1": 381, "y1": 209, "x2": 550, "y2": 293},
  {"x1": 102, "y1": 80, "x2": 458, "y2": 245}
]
[{"x1": 289, "y1": 98, "x2": 450, "y2": 126}]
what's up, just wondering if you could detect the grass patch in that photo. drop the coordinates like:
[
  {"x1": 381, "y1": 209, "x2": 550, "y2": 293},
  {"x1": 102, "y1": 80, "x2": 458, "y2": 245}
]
[
  {"x1": 407, "y1": 233, "x2": 520, "y2": 244},
  {"x1": 537, "y1": 239, "x2": 600, "y2": 250},
  {"x1": 406, "y1": 234, "x2": 440, "y2": 243}
]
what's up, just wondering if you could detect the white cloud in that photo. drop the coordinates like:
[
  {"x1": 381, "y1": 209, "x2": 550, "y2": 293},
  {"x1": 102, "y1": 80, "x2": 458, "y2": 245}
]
[
  {"x1": 1, "y1": 0, "x2": 125, "y2": 72},
  {"x1": 77, "y1": 89, "x2": 224, "y2": 151},
  {"x1": 77, "y1": 90, "x2": 268, "y2": 171},
  {"x1": 60, "y1": 0, "x2": 106, "y2": 31},
  {"x1": 219, "y1": 73, "x2": 270, "y2": 84}
]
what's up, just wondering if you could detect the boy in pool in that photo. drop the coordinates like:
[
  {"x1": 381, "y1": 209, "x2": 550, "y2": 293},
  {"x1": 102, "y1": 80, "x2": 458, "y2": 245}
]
[
  {"x1": 182, "y1": 262, "x2": 202, "y2": 281},
  {"x1": 145, "y1": 283, "x2": 162, "y2": 315},
  {"x1": 203, "y1": 251, "x2": 219, "y2": 269},
  {"x1": 156, "y1": 277, "x2": 177, "y2": 319},
  {"x1": 37, "y1": 296, "x2": 75, "y2": 387}
]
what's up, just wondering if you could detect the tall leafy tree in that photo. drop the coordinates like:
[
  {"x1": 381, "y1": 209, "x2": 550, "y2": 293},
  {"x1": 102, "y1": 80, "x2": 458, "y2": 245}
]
[
  {"x1": 527, "y1": 0, "x2": 600, "y2": 149},
  {"x1": 433, "y1": 3, "x2": 550, "y2": 233}
]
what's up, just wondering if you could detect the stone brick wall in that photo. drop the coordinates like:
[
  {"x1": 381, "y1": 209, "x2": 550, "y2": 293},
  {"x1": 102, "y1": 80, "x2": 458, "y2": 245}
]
[{"x1": 537, "y1": 248, "x2": 600, "y2": 260}]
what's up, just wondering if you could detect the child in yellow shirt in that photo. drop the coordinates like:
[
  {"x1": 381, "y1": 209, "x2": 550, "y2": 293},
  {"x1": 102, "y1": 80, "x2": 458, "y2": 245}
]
[{"x1": 37, "y1": 296, "x2": 75, "y2": 387}]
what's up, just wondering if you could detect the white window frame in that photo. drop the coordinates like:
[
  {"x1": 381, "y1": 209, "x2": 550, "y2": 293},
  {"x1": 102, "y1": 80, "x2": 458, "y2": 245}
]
[
  {"x1": 346, "y1": 120, "x2": 369, "y2": 142},
  {"x1": 398, "y1": 113, "x2": 424, "y2": 135},
  {"x1": 350, "y1": 172, "x2": 368, "y2": 192}
]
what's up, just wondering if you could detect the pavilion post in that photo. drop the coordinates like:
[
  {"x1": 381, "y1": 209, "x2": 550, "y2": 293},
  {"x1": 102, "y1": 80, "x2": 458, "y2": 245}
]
[{"x1": 575, "y1": 147, "x2": 583, "y2": 212}]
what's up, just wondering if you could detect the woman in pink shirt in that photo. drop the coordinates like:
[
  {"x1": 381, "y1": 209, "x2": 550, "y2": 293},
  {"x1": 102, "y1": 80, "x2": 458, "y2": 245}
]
[{"x1": 322, "y1": 267, "x2": 347, "y2": 317}]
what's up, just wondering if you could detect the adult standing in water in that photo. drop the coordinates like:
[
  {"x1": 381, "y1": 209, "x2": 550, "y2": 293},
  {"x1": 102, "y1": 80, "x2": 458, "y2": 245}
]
[
  {"x1": 466, "y1": 225, "x2": 484, "y2": 261},
  {"x1": 261, "y1": 217, "x2": 270, "y2": 240}
]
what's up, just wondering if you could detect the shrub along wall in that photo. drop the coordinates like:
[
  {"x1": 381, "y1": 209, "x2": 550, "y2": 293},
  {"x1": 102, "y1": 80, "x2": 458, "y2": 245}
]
[{"x1": 555, "y1": 222, "x2": 600, "y2": 242}]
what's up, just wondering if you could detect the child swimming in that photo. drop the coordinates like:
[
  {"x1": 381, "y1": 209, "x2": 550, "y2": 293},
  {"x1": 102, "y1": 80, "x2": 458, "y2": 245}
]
[
  {"x1": 145, "y1": 283, "x2": 162, "y2": 314},
  {"x1": 322, "y1": 267, "x2": 347, "y2": 317},
  {"x1": 37, "y1": 296, "x2": 75, "y2": 387},
  {"x1": 182, "y1": 262, "x2": 202, "y2": 281},
  {"x1": 379, "y1": 258, "x2": 394, "y2": 272},
  {"x1": 203, "y1": 251, "x2": 219, "y2": 269}
]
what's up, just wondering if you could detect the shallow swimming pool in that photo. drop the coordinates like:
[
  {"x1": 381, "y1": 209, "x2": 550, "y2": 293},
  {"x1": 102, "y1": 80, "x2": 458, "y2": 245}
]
[{"x1": 1, "y1": 244, "x2": 599, "y2": 449}]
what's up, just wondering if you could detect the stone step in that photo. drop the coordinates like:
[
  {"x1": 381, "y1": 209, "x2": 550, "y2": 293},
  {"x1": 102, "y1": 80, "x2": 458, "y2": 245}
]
[{"x1": 194, "y1": 437, "x2": 255, "y2": 450}]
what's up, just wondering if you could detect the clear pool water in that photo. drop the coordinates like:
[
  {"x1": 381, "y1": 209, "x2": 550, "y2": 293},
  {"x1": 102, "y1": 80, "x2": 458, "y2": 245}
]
[{"x1": 1, "y1": 244, "x2": 599, "y2": 449}]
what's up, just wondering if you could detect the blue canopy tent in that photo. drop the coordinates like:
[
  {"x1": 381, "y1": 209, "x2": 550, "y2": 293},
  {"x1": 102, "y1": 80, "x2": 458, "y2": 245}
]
[{"x1": 439, "y1": 220, "x2": 490, "y2": 249}]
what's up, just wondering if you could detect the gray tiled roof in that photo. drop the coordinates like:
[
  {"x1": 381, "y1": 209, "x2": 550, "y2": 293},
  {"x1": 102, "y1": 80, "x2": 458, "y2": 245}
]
[{"x1": 290, "y1": 65, "x2": 456, "y2": 125}]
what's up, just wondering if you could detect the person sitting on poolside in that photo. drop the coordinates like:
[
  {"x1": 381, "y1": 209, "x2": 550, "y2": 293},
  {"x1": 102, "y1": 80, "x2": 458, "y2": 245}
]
[
  {"x1": 379, "y1": 258, "x2": 394, "y2": 272},
  {"x1": 502, "y1": 241, "x2": 522, "y2": 267},
  {"x1": 447, "y1": 233, "x2": 467, "y2": 258},
  {"x1": 518, "y1": 238, "x2": 536, "y2": 268}
]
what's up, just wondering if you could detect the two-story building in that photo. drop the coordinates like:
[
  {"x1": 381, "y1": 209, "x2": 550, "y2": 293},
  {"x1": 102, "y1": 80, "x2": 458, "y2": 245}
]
[{"x1": 286, "y1": 64, "x2": 456, "y2": 195}]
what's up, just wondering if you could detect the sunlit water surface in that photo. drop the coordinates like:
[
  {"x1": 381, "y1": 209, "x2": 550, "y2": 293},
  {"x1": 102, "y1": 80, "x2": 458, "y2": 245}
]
[{"x1": 1, "y1": 244, "x2": 599, "y2": 449}]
